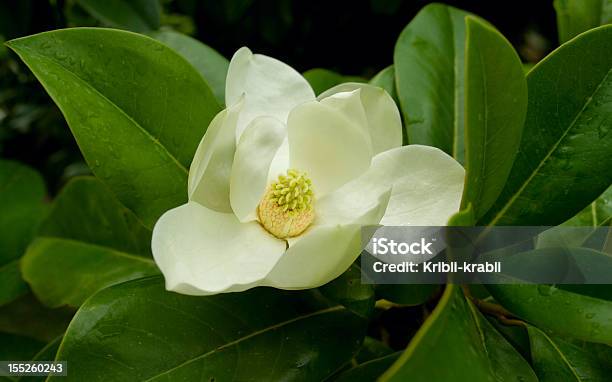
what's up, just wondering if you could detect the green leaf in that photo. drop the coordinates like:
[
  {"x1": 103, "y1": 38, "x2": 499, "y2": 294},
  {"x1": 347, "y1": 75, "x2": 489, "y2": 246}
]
[
  {"x1": 487, "y1": 282, "x2": 612, "y2": 345},
  {"x1": 354, "y1": 337, "x2": 394, "y2": 364},
  {"x1": 380, "y1": 285, "x2": 536, "y2": 381},
  {"x1": 567, "y1": 185, "x2": 612, "y2": 227},
  {"x1": 7, "y1": 28, "x2": 221, "y2": 227},
  {"x1": 0, "y1": 261, "x2": 28, "y2": 309},
  {"x1": 334, "y1": 352, "x2": 400, "y2": 382},
  {"x1": 0, "y1": 160, "x2": 48, "y2": 306},
  {"x1": 303, "y1": 68, "x2": 366, "y2": 95},
  {"x1": 75, "y1": 0, "x2": 161, "y2": 32},
  {"x1": 461, "y1": 16, "x2": 528, "y2": 220},
  {"x1": 481, "y1": 26, "x2": 612, "y2": 226},
  {"x1": 487, "y1": 317, "x2": 531, "y2": 360},
  {"x1": 554, "y1": 0, "x2": 612, "y2": 43},
  {"x1": 536, "y1": 186, "x2": 611, "y2": 249},
  {"x1": 22, "y1": 238, "x2": 158, "y2": 308},
  {"x1": 22, "y1": 177, "x2": 158, "y2": 308},
  {"x1": 375, "y1": 284, "x2": 439, "y2": 306},
  {"x1": 51, "y1": 277, "x2": 367, "y2": 381},
  {"x1": 319, "y1": 264, "x2": 375, "y2": 318},
  {"x1": 38, "y1": 177, "x2": 152, "y2": 256},
  {"x1": 369, "y1": 65, "x2": 397, "y2": 103},
  {"x1": 0, "y1": 294, "x2": 72, "y2": 342},
  {"x1": 394, "y1": 3, "x2": 475, "y2": 163},
  {"x1": 528, "y1": 325, "x2": 612, "y2": 381},
  {"x1": 151, "y1": 30, "x2": 229, "y2": 105}
]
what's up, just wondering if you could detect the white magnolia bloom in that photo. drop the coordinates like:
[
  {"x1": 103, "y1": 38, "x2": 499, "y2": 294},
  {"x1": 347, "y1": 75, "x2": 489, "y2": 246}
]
[{"x1": 152, "y1": 47, "x2": 465, "y2": 295}]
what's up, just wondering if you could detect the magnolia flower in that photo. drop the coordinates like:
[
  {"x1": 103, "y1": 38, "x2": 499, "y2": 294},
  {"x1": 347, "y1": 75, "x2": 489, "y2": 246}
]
[{"x1": 152, "y1": 47, "x2": 464, "y2": 295}]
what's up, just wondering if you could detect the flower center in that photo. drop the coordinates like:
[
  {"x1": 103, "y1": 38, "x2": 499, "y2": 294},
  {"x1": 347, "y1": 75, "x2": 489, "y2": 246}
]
[{"x1": 257, "y1": 169, "x2": 314, "y2": 239}]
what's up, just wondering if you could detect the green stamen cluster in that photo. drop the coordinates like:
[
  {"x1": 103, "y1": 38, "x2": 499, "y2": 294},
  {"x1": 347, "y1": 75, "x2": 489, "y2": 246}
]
[
  {"x1": 270, "y1": 169, "x2": 313, "y2": 214},
  {"x1": 258, "y1": 169, "x2": 315, "y2": 239}
]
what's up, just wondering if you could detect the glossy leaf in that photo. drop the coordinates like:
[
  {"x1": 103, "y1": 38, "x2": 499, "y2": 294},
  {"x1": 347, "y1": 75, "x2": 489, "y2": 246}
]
[
  {"x1": 380, "y1": 285, "x2": 536, "y2": 381},
  {"x1": 487, "y1": 283, "x2": 612, "y2": 345},
  {"x1": 369, "y1": 65, "x2": 397, "y2": 103},
  {"x1": 50, "y1": 277, "x2": 367, "y2": 381},
  {"x1": 537, "y1": 186, "x2": 612, "y2": 248},
  {"x1": 303, "y1": 68, "x2": 366, "y2": 95},
  {"x1": 481, "y1": 26, "x2": 612, "y2": 226},
  {"x1": 7, "y1": 28, "x2": 221, "y2": 227},
  {"x1": 461, "y1": 16, "x2": 528, "y2": 220},
  {"x1": 528, "y1": 325, "x2": 612, "y2": 381},
  {"x1": 151, "y1": 30, "x2": 229, "y2": 105},
  {"x1": 394, "y1": 3, "x2": 475, "y2": 163},
  {"x1": 75, "y1": 0, "x2": 161, "y2": 32},
  {"x1": 334, "y1": 352, "x2": 400, "y2": 382},
  {"x1": 554, "y1": 0, "x2": 612, "y2": 43},
  {"x1": 0, "y1": 294, "x2": 72, "y2": 342},
  {"x1": 354, "y1": 337, "x2": 394, "y2": 364},
  {"x1": 567, "y1": 184, "x2": 612, "y2": 227},
  {"x1": 0, "y1": 160, "x2": 47, "y2": 306},
  {"x1": 22, "y1": 238, "x2": 158, "y2": 308},
  {"x1": 22, "y1": 177, "x2": 158, "y2": 308},
  {"x1": 38, "y1": 177, "x2": 152, "y2": 256},
  {"x1": 319, "y1": 264, "x2": 376, "y2": 318},
  {"x1": 375, "y1": 284, "x2": 439, "y2": 306}
]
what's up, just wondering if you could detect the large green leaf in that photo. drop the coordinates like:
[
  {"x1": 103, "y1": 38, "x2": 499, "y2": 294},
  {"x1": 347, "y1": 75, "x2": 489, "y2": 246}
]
[
  {"x1": 334, "y1": 353, "x2": 400, "y2": 382},
  {"x1": 369, "y1": 65, "x2": 397, "y2": 103},
  {"x1": 0, "y1": 160, "x2": 47, "y2": 306},
  {"x1": 150, "y1": 30, "x2": 229, "y2": 105},
  {"x1": 394, "y1": 3, "x2": 475, "y2": 163},
  {"x1": 51, "y1": 277, "x2": 367, "y2": 381},
  {"x1": 375, "y1": 284, "x2": 439, "y2": 306},
  {"x1": 528, "y1": 325, "x2": 612, "y2": 381},
  {"x1": 0, "y1": 294, "x2": 72, "y2": 343},
  {"x1": 554, "y1": 0, "x2": 612, "y2": 43},
  {"x1": 22, "y1": 238, "x2": 158, "y2": 308},
  {"x1": 75, "y1": 0, "x2": 161, "y2": 32},
  {"x1": 481, "y1": 26, "x2": 612, "y2": 226},
  {"x1": 537, "y1": 186, "x2": 612, "y2": 249},
  {"x1": 303, "y1": 68, "x2": 366, "y2": 95},
  {"x1": 487, "y1": 282, "x2": 612, "y2": 345},
  {"x1": 567, "y1": 185, "x2": 612, "y2": 227},
  {"x1": 461, "y1": 16, "x2": 528, "y2": 220},
  {"x1": 380, "y1": 285, "x2": 536, "y2": 381},
  {"x1": 38, "y1": 177, "x2": 152, "y2": 256},
  {"x1": 319, "y1": 264, "x2": 375, "y2": 318},
  {"x1": 22, "y1": 177, "x2": 158, "y2": 308},
  {"x1": 7, "y1": 28, "x2": 221, "y2": 228}
]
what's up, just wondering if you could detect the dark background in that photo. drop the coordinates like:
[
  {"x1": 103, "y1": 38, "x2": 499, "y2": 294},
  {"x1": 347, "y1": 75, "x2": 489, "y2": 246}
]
[{"x1": 0, "y1": 0, "x2": 558, "y2": 193}]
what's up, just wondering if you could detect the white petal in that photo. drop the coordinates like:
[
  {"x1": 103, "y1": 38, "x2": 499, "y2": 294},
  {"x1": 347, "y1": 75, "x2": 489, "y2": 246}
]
[
  {"x1": 225, "y1": 47, "x2": 315, "y2": 140},
  {"x1": 263, "y1": 224, "x2": 362, "y2": 289},
  {"x1": 230, "y1": 116, "x2": 286, "y2": 222},
  {"x1": 319, "y1": 89, "x2": 371, "y2": 145},
  {"x1": 319, "y1": 83, "x2": 402, "y2": 154},
  {"x1": 152, "y1": 202, "x2": 286, "y2": 295},
  {"x1": 318, "y1": 145, "x2": 464, "y2": 227},
  {"x1": 266, "y1": 137, "x2": 290, "y2": 184},
  {"x1": 288, "y1": 101, "x2": 373, "y2": 196},
  {"x1": 188, "y1": 100, "x2": 243, "y2": 212}
]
